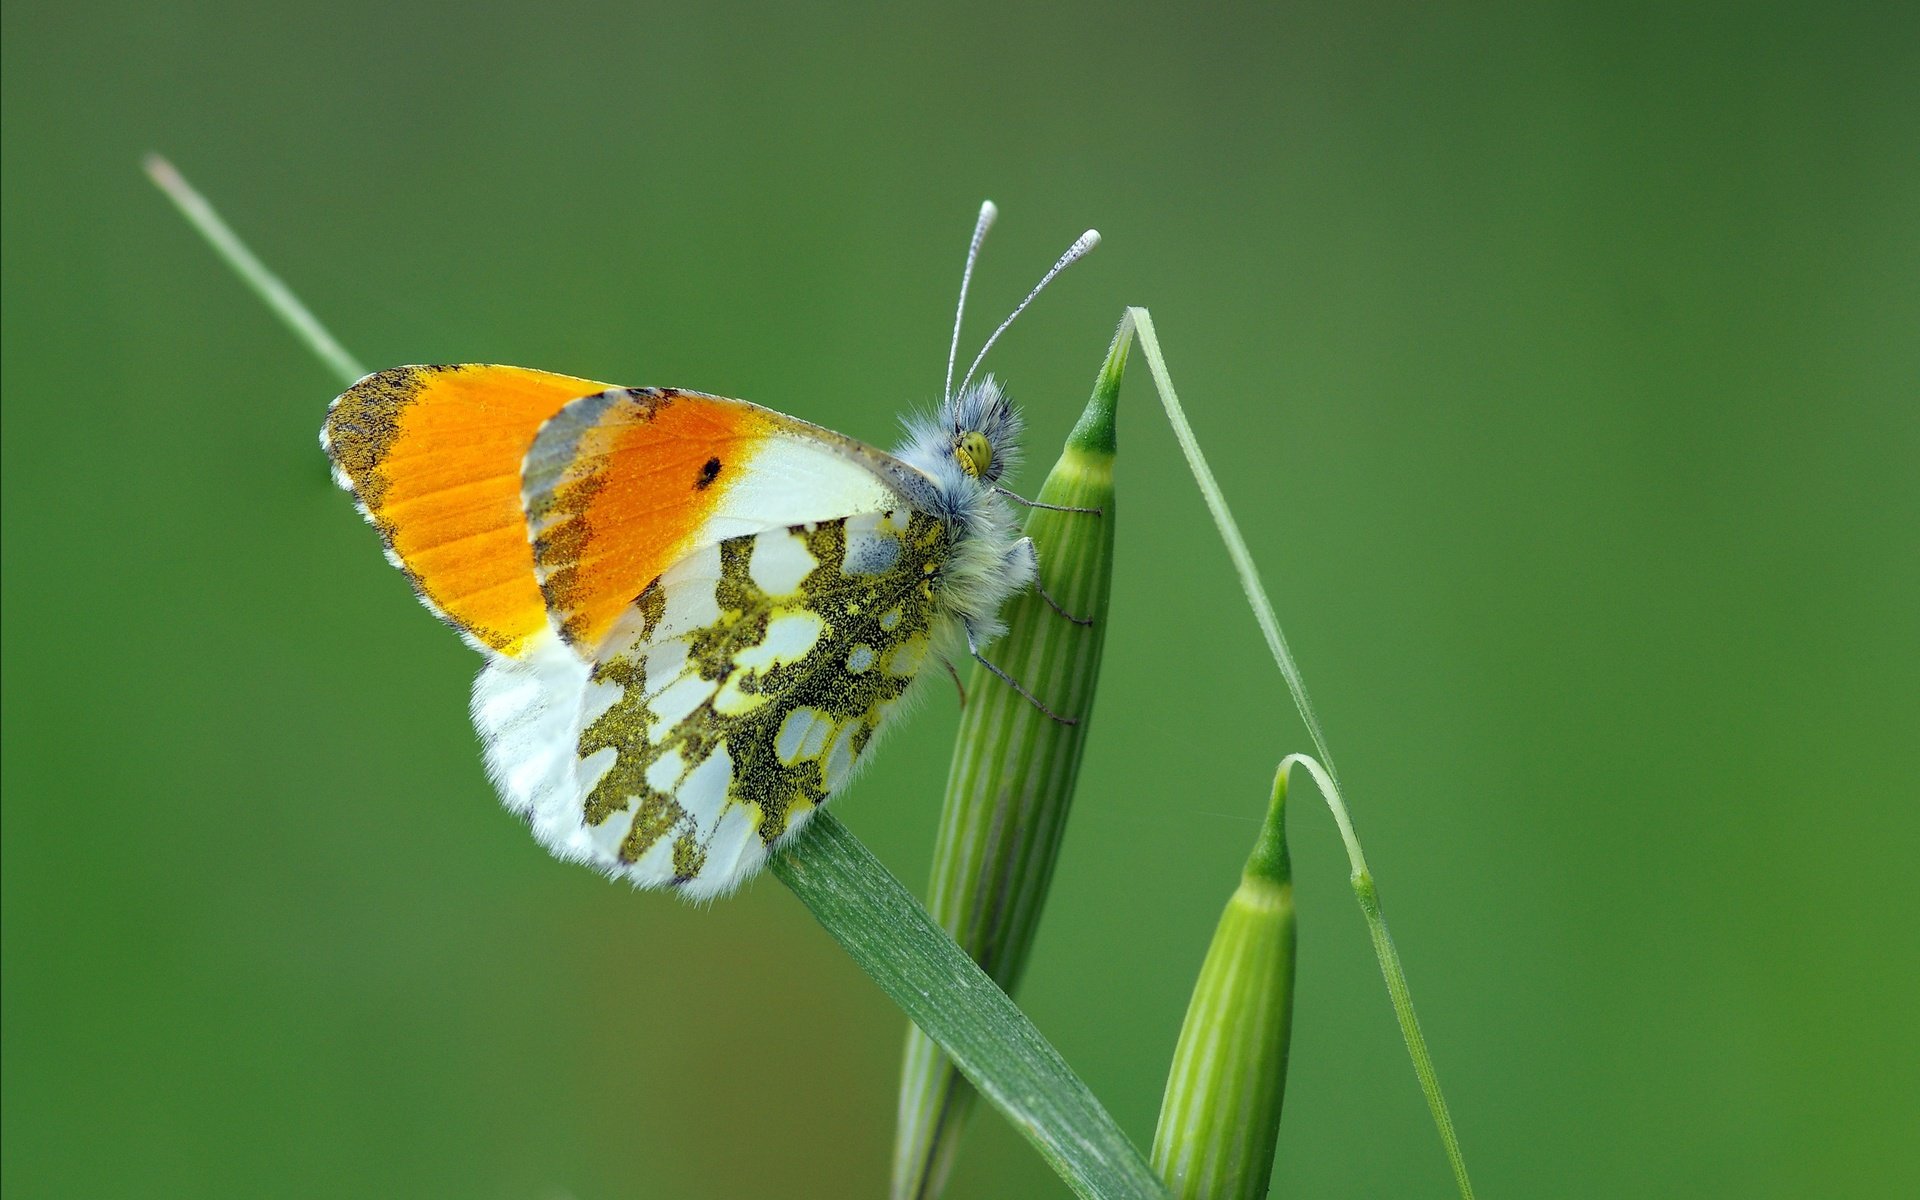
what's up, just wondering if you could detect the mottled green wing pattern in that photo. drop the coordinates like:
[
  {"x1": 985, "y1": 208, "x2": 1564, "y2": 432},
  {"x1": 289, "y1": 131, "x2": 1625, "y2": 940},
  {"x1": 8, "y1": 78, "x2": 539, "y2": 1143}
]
[{"x1": 562, "y1": 508, "x2": 949, "y2": 897}]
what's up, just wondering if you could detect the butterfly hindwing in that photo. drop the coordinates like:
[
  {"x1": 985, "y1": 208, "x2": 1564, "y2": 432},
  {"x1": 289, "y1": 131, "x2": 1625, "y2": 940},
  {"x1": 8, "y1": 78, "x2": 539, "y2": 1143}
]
[{"x1": 475, "y1": 509, "x2": 948, "y2": 897}]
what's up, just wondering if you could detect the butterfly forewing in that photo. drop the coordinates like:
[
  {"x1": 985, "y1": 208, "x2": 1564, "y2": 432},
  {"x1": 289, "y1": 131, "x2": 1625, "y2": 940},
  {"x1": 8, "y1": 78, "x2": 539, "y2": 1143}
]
[
  {"x1": 322, "y1": 364, "x2": 615, "y2": 655},
  {"x1": 522, "y1": 385, "x2": 929, "y2": 655}
]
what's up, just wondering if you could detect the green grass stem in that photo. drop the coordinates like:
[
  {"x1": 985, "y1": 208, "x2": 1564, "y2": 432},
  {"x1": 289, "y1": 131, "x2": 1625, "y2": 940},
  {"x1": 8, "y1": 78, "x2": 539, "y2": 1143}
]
[
  {"x1": 144, "y1": 155, "x2": 367, "y2": 386},
  {"x1": 1123, "y1": 307, "x2": 1336, "y2": 785},
  {"x1": 775, "y1": 816, "x2": 1167, "y2": 1200},
  {"x1": 894, "y1": 322, "x2": 1129, "y2": 1200},
  {"x1": 1278, "y1": 754, "x2": 1474, "y2": 1200}
]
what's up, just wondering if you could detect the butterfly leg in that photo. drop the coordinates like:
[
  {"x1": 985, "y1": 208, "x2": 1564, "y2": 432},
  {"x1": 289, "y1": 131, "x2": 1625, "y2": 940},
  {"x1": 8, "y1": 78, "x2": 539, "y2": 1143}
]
[
  {"x1": 1007, "y1": 538, "x2": 1094, "y2": 626},
  {"x1": 938, "y1": 654, "x2": 969, "y2": 708},
  {"x1": 995, "y1": 484, "x2": 1102, "y2": 515},
  {"x1": 966, "y1": 622, "x2": 1077, "y2": 725}
]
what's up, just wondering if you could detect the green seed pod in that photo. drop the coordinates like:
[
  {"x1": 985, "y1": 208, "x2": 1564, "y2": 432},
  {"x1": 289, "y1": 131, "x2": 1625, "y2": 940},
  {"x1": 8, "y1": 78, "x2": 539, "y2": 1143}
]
[
  {"x1": 1151, "y1": 765, "x2": 1298, "y2": 1200},
  {"x1": 891, "y1": 323, "x2": 1130, "y2": 1200}
]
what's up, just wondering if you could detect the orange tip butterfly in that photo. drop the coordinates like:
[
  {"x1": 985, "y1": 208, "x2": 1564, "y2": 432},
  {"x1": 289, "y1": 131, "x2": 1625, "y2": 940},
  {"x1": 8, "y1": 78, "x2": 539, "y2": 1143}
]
[{"x1": 322, "y1": 203, "x2": 1098, "y2": 898}]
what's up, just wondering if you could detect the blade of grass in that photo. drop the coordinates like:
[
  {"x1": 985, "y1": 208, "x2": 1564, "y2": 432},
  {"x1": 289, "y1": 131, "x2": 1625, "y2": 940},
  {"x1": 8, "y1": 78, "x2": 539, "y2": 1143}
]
[
  {"x1": 775, "y1": 816, "x2": 1168, "y2": 1200},
  {"x1": 1125, "y1": 306, "x2": 1475, "y2": 1199},
  {"x1": 148, "y1": 156, "x2": 1167, "y2": 1200},
  {"x1": 144, "y1": 154, "x2": 367, "y2": 385},
  {"x1": 1279, "y1": 754, "x2": 1472, "y2": 1200},
  {"x1": 1122, "y1": 307, "x2": 1337, "y2": 786}
]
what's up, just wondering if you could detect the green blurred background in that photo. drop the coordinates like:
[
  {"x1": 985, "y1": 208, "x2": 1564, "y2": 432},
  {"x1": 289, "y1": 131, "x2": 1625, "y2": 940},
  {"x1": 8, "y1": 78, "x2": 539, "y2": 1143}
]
[{"x1": 5, "y1": 2, "x2": 1915, "y2": 1196}]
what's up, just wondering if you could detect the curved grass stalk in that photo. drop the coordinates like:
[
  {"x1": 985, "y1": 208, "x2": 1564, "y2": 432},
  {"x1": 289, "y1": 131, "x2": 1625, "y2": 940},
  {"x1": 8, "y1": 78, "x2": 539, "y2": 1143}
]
[
  {"x1": 1123, "y1": 307, "x2": 1337, "y2": 785},
  {"x1": 1278, "y1": 754, "x2": 1473, "y2": 1200},
  {"x1": 1126, "y1": 307, "x2": 1475, "y2": 1199}
]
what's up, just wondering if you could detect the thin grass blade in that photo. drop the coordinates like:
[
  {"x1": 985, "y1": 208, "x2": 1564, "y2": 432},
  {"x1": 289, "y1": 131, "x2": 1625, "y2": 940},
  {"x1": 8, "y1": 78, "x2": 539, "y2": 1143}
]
[
  {"x1": 1278, "y1": 755, "x2": 1474, "y2": 1200},
  {"x1": 1126, "y1": 307, "x2": 1475, "y2": 1198},
  {"x1": 774, "y1": 816, "x2": 1167, "y2": 1200},
  {"x1": 144, "y1": 155, "x2": 367, "y2": 386}
]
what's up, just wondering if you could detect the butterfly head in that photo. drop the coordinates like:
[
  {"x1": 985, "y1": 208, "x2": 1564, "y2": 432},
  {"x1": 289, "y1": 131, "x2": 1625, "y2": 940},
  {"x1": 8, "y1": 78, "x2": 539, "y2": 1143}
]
[
  {"x1": 924, "y1": 202, "x2": 1096, "y2": 492},
  {"x1": 942, "y1": 376, "x2": 1022, "y2": 484},
  {"x1": 896, "y1": 375, "x2": 1022, "y2": 497},
  {"x1": 903, "y1": 206, "x2": 1095, "y2": 516}
]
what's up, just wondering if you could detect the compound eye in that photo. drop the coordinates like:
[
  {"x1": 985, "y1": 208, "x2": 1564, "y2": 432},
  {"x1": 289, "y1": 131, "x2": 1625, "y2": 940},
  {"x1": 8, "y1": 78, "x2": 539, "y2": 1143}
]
[{"x1": 956, "y1": 430, "x2": 994, "y2": 479}]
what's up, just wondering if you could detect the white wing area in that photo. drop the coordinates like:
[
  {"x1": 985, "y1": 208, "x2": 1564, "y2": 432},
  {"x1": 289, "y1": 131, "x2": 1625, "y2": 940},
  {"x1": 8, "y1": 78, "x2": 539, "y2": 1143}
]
[
  {"x1": 689, "y1": 434, "x2": 911, "y2": 544},
  {"x1": 471, "y1": 627, "x2": 600, "y2": 863},
  {"x1": 471, "y1": 623, "x2": 754, "y2": 892},
  {"x1": 473, "y1": 510, "x2": 946, "y2": 899}
]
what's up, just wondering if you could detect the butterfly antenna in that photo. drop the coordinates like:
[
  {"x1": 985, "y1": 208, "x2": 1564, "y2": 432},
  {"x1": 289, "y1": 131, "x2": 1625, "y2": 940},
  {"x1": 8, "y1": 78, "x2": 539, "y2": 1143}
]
[
  {"x1": 957, "y1": 228, "x2": 1101, "y2": 397},
  {"x1": 945, "y1": 200, "x2": 999, "y2": 406}
]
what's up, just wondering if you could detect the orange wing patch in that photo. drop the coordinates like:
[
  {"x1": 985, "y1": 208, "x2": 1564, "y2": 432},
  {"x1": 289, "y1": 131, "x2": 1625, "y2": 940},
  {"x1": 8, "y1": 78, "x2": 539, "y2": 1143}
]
[
  {"x1": 324, "y1": 365, "x2": 612, "y2": 655},
  {"x1": 522, "y1": 388, "x2": 772, "y2": 649}
]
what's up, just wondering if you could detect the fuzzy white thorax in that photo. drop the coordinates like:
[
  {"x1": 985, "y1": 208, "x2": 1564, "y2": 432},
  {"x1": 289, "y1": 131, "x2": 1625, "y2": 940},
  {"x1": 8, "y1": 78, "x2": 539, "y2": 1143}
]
[{"x1": 893, "y1": 374, "x2": 1035, "y2": 649}]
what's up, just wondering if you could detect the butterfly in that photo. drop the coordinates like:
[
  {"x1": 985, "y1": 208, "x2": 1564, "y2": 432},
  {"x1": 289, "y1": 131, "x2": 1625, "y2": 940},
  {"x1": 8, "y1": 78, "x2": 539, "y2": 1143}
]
[{"x1": 322, "y1": 203, "x2": 1099, "y2": 899}]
